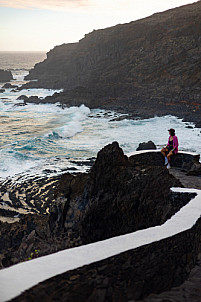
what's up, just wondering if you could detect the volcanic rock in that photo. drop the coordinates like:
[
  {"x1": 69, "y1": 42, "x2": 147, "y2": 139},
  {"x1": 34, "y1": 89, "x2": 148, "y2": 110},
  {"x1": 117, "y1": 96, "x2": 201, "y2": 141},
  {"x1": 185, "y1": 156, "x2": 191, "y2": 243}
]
[
  {"x1": 2, "y1": 83, "x2": 18, "y2": 89},
  {"x1": 17, "y1": 95, "x2": 28, "y2": 101},
  {"x1": 22, "y1": 2, "x2": 201, "y2": 127},
  {"x1": 0, "y1": 70, "x2": 13, "y2": 82},
  {"x1": 136, "y1": 141, "x2": 157, "y2": 151},
  {"x1": 50, "y1": 142, "x2": 184, "y2": 245},
  {"x1": 27, "y1": 96, "x2": 41, "y2": 103},
  {"x1": 0, "y1": 142, "x2": 199, "y2": 271}
]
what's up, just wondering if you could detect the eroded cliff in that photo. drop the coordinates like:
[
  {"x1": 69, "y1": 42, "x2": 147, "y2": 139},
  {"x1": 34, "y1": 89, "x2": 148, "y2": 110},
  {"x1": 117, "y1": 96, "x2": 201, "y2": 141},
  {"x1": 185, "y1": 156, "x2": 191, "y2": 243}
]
[{"x1": 24, "y1": 2, "x2": 201, "y2": 125}]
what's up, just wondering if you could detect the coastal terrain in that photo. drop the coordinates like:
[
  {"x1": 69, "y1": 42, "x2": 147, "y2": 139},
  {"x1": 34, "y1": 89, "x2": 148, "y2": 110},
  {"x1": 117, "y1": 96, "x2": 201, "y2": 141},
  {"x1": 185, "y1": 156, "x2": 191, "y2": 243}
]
[
  {"x1": 22, "y1": 1, "x2": 201, "y2": 127},
  {"x1": 0, "y1": 1, "x2": 201, "y2": 301}
]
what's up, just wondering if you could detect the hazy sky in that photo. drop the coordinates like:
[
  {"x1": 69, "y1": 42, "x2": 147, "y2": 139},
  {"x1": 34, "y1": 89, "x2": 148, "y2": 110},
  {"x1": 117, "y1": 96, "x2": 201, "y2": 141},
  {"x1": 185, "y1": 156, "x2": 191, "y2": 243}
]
[{"x1": 0, "y1": 0, "x2": 198, "y2": 51}]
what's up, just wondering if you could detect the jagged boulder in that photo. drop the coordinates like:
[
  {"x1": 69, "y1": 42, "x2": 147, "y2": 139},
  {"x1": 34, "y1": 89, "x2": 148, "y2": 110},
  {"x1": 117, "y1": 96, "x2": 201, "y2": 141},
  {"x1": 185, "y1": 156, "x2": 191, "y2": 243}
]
[
  {"x1": 17, "y1": 95, "x2": 28, "y2": 102},
  {"x1": 2, "y1": 83, "x2": 18, "y2": 89},
  {"x1": 136, "y1": 141, "x2": 157, "y2": 151},
  {"x1": 50, "y1": 142, "x2": 182, "y2": 244},
  {"x1": 0, "y1": 70, "x2": 13, "y2": 82}
]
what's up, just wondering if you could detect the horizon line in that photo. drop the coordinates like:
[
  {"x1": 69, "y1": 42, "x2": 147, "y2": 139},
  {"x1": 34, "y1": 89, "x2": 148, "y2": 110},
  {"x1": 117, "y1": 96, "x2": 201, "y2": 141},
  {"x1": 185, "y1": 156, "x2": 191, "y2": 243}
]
[{"x1": 0, "y1": 50, "x2": 47, "y2": 52}]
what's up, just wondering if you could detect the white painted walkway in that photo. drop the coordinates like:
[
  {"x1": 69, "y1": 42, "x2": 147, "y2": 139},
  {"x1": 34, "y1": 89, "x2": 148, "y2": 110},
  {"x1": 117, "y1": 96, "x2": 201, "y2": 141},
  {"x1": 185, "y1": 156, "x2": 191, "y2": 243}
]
[{"x1": 0, "y1": 188, "x2": 201, "y2": 302}]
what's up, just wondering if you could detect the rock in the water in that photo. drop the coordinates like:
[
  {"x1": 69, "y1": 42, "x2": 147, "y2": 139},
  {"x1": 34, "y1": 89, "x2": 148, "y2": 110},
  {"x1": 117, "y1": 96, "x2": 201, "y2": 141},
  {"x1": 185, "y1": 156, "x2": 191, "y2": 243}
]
[
  {"x1": 136, "y1": 141, "x2": 157, "y2": 151},
  {"x1": 17, "y1": 95, "x2": 29, "y2": 101},
  {"x1": 27, "y1": 96, "x2": 41, "y2": 103},
  {"x1": 16, "y1": 95, "x2": 41, "y2": 103},
  {"x1": 0, "y1": 89, "x2": 5, "y2": 93},
  {"x1": 0, "y1": 70, "x2": 13, "y2": 82},
  {"x1": 2, "y1": 83, "x2": 18, "y2": 89}
]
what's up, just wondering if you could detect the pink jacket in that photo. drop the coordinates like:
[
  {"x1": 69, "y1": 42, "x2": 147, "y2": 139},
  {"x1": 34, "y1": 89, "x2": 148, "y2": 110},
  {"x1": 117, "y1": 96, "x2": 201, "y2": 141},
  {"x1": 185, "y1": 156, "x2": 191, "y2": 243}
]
[{"x1": 167, "y1": 135, "x2": 179, "y2": 154}]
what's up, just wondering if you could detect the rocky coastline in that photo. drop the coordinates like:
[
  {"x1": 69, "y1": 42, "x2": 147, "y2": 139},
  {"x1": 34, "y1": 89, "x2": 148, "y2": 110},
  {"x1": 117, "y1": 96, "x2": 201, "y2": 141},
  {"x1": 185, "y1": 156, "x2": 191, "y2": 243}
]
[
  {"x1": 1, "y1": 2, "x2": 201, "y2": 300},
  {"x1": 1, "y1": 142, "x2": 201, "y2": 301},
  {"x1": 19, "y1": 1, "x2": 201, "y2": 128}
]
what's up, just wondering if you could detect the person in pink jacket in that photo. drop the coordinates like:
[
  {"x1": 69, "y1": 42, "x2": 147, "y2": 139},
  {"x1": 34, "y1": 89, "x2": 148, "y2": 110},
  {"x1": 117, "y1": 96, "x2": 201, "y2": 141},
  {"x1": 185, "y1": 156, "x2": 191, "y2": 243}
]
[{"x1": 161, "y1": 128, "x2": 179, "y2": 169}]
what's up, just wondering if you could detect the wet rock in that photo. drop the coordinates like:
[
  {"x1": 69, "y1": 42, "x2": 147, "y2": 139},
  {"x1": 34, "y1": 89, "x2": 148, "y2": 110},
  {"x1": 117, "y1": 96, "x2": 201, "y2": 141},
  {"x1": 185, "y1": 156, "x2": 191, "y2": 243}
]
[
  {"x1": 26, "y1": 96, "x2": 41, "y2": 103},
  {"x1": 109, "y1": 115, "x2": 129, "y2": 121},
  {"x1": 0, "y1": 89, "x2": 5, "y2": 93},
  {"x1": 13, "y1": 102, "x2": 27, "y2": 107},
  {"x1": 2, "y1": 83, "x2": 17, "y2": 89},
  {"x1": 185, "y1": 125, "x2": 194, "y2": 129},
  {"x1": 136, "y1": 141, "x2": 157, "y2": 151},
  {"x1": 0, "y1": 70, "x2": 13, "y2": 82},
  {"x1": 17, "y1": 95, "x2": 28, "y2": 101}
]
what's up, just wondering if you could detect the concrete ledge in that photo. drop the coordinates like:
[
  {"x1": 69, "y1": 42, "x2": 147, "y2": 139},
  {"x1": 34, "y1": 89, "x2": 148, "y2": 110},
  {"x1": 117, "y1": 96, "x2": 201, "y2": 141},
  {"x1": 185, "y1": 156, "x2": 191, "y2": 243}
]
[
  {"x1": 1, "y1": 188, "x2": 201, "y2": 301},
  {"x1": 128, "y1": 150, "x2": 201, "y2": 174}
]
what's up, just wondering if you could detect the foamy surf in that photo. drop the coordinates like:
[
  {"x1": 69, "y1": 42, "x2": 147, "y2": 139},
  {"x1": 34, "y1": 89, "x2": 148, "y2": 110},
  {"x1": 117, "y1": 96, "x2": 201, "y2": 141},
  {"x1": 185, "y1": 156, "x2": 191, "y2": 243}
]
[{"x1": 0, "y1": 69, "x2": 201, "y2": 181}]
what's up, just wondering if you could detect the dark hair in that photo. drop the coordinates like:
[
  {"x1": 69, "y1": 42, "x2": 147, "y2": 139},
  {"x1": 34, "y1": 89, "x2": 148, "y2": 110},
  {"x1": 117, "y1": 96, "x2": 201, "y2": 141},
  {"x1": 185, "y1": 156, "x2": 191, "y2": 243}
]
[{"x1": 168, "y1": 128, "x2": 175, "y2": 136}]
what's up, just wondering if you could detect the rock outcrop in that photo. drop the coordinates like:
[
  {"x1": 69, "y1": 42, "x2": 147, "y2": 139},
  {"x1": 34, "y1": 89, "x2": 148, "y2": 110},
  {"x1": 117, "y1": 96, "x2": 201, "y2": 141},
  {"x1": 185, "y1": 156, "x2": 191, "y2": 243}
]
[
  {"x1": 0, "y1": 70, "x2": 13, "y2": 82},
  {"x1": 1, "y1": 143, "x2": 201, "y2": 301},
  {"x1": 2, "y1": 83, "x2": 18, "y2": 89},
  {"x1": 1, "y1": 142, "x2": 189, "y2": 268},
  {"x1": 23, "y1": 2, "x2": 201, "y2": 126},
  {"x1": 136, "y1": 141, "x2": 156, "y2": 151}
]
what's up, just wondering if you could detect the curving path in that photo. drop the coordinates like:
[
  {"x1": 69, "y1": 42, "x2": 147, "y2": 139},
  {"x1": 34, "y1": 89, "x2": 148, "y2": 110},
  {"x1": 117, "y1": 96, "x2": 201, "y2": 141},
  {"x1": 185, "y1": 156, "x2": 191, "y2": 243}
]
[{"x1": 0, "y1": 188, "x2": 201, "y2": 302}]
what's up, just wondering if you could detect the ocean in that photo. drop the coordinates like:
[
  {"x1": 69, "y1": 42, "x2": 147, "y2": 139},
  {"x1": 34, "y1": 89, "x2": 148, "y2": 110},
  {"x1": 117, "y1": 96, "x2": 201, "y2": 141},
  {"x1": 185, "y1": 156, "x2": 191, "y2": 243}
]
[
  {"x1": 0, "y1": 51, "x2": 201, "y2": 181},
  {"x1": 0, "y1": 51, "x2": 201, "y2": 222}
]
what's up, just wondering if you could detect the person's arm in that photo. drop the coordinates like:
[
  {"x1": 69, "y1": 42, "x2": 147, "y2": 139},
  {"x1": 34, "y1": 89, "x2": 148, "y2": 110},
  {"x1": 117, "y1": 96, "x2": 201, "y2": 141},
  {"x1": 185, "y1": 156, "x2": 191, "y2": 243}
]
[
  {"x1": 166, "y1": 136, "x2": 170, "y2": 148},
  {"x1": 173, "y1": 136, "x2": 178, "y2": 151}
]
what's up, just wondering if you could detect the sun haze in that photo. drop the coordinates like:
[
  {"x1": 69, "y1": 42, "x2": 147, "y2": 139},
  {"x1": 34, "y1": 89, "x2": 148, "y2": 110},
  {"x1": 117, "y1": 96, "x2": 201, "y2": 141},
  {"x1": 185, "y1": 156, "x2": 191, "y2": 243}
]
[{"x1": 0, "y1": 0, "x2": 198, "y2": 51}]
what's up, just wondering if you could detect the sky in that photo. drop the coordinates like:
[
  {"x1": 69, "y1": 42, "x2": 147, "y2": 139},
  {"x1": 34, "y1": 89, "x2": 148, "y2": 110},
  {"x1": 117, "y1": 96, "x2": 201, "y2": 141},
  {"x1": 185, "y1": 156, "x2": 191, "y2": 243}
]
[{"x1": 0, "y1": 0, "x2": 199, "y2": 51}]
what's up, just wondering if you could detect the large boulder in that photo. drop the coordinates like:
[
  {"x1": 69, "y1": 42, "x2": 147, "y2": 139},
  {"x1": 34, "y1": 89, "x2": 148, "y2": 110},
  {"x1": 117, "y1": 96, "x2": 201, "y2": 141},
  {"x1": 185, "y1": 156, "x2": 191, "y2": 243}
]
[
  {"x1": 51, "y1": 142, "x2": 182, "y2": 245},
  {"x1": 17, "y1": 95, "x2": 29, "y2": 101},
  {"x1": 136, "y1": 140, "x2": 157, "y2": 151},
  {"x1": 0, "y1": 70, "x2": 13, "y2": 82}
]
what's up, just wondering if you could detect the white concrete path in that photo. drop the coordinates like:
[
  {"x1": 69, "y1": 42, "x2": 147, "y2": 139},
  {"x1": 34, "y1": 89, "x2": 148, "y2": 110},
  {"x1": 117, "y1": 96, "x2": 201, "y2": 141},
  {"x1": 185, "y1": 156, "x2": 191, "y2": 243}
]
[{"x1": 0, "y1": 187, "x2": 201, "y2": 302}]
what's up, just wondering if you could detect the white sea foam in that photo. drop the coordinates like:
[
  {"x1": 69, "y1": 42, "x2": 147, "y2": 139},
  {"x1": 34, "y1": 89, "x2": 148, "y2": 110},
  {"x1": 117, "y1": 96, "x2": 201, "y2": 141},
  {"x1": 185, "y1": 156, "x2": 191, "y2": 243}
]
[
  {"x1": 0, "y1": 70, "x2": 201, "y2": 180},
  {"x1": 0, "y1": 100, "x2": 201, "y2": 180}
]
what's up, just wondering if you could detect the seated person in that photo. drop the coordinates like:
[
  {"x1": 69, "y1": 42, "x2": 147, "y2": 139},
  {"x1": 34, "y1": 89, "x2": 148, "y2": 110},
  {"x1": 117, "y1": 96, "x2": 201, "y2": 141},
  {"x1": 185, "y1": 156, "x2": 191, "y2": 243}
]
[{"x1": 161, "y1": 128, "x2": 179, "y2": 169}]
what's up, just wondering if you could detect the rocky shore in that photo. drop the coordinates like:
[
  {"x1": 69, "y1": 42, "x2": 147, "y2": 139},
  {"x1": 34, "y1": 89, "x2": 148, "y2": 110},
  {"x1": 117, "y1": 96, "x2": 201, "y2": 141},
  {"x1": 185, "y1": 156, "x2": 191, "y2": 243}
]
[
  {"x1": 0, "y1": 142, "x2": 201, "y2": 301},
  {"x1": 20, "y1": 2, "x2": 201, "y2": 127}
]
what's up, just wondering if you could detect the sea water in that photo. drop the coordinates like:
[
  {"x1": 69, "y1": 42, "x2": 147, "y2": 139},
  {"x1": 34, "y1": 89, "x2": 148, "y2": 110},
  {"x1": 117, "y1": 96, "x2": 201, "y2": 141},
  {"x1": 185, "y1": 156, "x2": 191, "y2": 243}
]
[{"x1": 0, "y1": 51, "x2": 201, "y2": 182}]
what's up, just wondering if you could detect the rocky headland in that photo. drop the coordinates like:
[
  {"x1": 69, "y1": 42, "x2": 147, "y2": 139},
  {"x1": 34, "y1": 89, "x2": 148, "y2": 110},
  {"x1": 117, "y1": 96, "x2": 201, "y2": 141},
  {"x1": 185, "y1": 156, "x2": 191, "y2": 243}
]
[
  {"x1": 1, "y1": 142, "x2": 201, "y2": 301},
  {"x1": 22, "y1": 2, "x2": 201, "y2": 127}
]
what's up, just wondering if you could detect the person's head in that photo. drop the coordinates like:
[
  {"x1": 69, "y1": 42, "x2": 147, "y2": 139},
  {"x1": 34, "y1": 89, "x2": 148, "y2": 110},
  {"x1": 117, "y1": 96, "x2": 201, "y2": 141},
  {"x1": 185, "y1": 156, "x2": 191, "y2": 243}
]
[{"x1": 168, "y1": 128, "x2": 175, "y2": 136}]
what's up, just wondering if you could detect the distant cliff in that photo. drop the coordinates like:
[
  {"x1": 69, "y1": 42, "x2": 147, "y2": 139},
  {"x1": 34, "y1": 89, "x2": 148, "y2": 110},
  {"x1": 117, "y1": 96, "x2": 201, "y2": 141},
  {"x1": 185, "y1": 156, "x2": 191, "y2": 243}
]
[{"x1": 25, "y1": 2, "x2": 201, "y2": 125}]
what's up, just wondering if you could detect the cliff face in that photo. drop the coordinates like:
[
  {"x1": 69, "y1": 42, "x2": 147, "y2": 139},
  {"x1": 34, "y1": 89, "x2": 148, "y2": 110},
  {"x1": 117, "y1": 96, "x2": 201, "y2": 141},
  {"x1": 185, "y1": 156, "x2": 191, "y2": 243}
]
[{"x1": 25, "y1": 2, "x2": 201, "y2": 123}]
